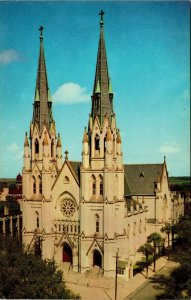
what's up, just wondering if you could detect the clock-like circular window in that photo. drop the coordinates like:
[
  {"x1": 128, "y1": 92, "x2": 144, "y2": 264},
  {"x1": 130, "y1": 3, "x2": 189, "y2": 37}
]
[{"x1": 60, "y1": 198, "x2": 76, "y2": 217}]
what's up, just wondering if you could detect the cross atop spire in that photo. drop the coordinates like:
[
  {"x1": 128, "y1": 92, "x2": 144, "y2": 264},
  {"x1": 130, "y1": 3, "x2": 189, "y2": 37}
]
[
  {"x1": 39, "y1": 25, "x2": 44, "y2": 38},
  {"x1": 99, "y1": 10, "x2": 105, "y2": 28}
]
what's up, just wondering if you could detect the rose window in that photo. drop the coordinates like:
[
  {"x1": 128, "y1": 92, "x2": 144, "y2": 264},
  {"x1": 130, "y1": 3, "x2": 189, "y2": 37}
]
[{"x1": 60, "y1": 199, "x2": 76, "y2": 217}]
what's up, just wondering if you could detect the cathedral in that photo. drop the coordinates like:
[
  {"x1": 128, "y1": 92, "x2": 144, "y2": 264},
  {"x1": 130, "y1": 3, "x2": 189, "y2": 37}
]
[{"x1": 22, "y1": 12, "x2": 179, "y2": 280}]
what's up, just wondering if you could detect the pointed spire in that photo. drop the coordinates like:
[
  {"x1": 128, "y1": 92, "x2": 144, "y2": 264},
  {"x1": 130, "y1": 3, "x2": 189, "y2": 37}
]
[
  {"x1": 83, "y1": 127, "x2": 88, "y2": 143},
  {"x1": 24, "y1": 132, "x2": 29, "y2": 147},
  {"x1": 91, "y1": 11, "x2": 113, "y2": 125},
  {"x1": 106, "y1": 127, "x2": 112, "y2": 141},
  {"x1": 65, "y1": 150, "x2": 69, "y2": 160},
  {"x1": 57, "y1": 133, "x2": 62, "y2": 147},
  {"x1": 32, "y1": 26, "x2": 54, "y2": 131},
  {"x1": 117, "y1": 129, "x2": 121, "y2": 144}
]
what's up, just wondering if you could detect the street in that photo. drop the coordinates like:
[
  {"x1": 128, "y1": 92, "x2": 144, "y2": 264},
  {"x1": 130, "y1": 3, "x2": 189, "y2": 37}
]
[{"x1": 126, "y1": 260, "x2": 177, "y2": 300}]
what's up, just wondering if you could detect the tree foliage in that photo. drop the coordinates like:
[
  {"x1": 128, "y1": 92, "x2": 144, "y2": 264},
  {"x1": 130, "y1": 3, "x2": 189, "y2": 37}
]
[
  {"x1": 138, "y1": 242, "x2": 154, "y2": 278},
  {"x1": 0, "y1": 236, "x2": 80, "y2": 299},
  {"x1": 160, "y1": 222, "x2": 172, "y2": 249},
  {"x1": 147, "y1": 232, "x2": 163, "y2": 272},
  {"x1": 156, "y1": 216, "x2": 191, "y2": 299}
]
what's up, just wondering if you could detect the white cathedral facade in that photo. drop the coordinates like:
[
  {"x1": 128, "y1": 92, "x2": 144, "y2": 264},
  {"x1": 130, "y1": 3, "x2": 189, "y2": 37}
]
[{"x1": 22, "y1": 13, "x2": 178, "y2": 280}]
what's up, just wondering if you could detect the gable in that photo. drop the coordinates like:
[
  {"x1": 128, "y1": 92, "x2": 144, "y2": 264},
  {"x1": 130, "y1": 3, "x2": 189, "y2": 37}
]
[{"x1": 124, "y1": 164, "x2": 163, "y2": 196}]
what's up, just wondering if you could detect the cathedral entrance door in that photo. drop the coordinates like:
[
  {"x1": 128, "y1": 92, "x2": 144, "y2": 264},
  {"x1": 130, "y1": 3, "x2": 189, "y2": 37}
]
[
  {"x1": 93, "y1": 249, "x2": 102, "y2": 268},
  {"x1": 63, "y1": 243, "x2": 73, "y2": 264}
]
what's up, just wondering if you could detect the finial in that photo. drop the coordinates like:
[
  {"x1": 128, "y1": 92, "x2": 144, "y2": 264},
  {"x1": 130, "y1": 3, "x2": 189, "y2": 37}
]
[
  {"x1": 99, "y1": 10, "x2": 105, "y2": 28},
  {"x1": 24, "y1": 132, "x2": 29, "y2": 147},
  {"x1": 106, "y1": 127, "x2": 112, "y2": 141},
  {"x1": 39, "y1": 25, "x2": 44, "y2": 39},
  {"x1": 83, "y1": 127, "x2": 88, "y2": 143},
  {"x1": 117, "y1": 129, "x2": 121, "y2": 144},
  {"x1": 65, "y1": 150, "x2": 69, "y2": 160},
  {"x1": 57, "y1": 133, "x2": 62, "y2": 147},
  {"x1": 164, "y1": 155, "x2": 166, "y2": 163}
]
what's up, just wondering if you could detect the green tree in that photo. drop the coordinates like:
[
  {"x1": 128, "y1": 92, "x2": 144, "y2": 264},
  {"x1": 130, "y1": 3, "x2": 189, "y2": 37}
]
[
  {"x1": 138, "y1": 242, "x2": 154, "y2": 278},
  {"x1": 160, "y1": 223, "x2": 172, "y2": 248},
  {"x1": 147, "y1": 232, "x2": 163, "y2": 272},
  {"x1": 160, "y1": 222, "x2": 173, "y2": 258},
  {"x1": 156, "y1": 216, "x2": 191, "y2": 299},
  {"x1": 0, "y1": 236, "x2": 80, "y2": 299}
]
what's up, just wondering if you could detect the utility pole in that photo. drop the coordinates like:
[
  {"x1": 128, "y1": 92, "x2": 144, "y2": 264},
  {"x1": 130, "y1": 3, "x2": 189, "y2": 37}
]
[{"x1": 114, "y1": 250, "x2": 120, "y2": 300}]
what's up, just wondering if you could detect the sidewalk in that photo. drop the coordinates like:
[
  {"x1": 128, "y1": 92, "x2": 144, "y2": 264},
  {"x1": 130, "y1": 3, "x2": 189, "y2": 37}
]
[{"x1": 64, "y1": 256, "x2": 178, "y2": 300}]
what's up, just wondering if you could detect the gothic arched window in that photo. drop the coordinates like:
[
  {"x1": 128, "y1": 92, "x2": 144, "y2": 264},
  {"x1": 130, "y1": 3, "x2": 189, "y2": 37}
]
[
  {"x1": 95, "y1": 214, "x2": 100, "y2": 233},
  {"x1": 51, "y1": 139, "x2": 54, "y2": 157},
  {"x1": 64, "y1": 176, "x2": 69, "y2": 184},
  {"x1": 92, "y1": 175, "x2": 96, "y2": 195},
  {"x1": 35, "y1": 211, "x2": 39, "y2": 228},
  {"x1": 35, "y1": 139, "x2": 39, "y2": 154},
  {"x1": 95, "y1": 134, "x2": 100, "y2": 151},
  {"x1": 33, "y1": 177, "x2": 36, "y2": 194},
  {"x1": 99, "y1": 175, "x2": 103, "y2": 196},
  {"x1": 104, "y1": 136, "x2": 107, "y2": 154},
  {"x1": 39, "y1": 176, "x2": 42, "y2": 194}
]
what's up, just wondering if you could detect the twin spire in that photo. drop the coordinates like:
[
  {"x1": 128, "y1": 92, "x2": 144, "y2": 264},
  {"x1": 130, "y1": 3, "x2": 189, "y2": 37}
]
[{"x1": 32, "y1": 12, "x2": 114, "y2": 130}]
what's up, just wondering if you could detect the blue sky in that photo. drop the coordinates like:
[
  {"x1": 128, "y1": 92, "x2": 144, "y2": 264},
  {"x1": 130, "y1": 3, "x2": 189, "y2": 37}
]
[{"x1": 0, "y1": 1, "x2": 190, "y2": 178}]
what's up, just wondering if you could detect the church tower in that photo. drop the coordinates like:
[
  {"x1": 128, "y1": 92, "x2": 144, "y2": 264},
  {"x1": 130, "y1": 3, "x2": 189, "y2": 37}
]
[
  {"x1": 80, "y1": 11, "x2": 125, "y2": 277},
  {"x1": 22, "y1": 27, "x2": 63, "y2": 258}
]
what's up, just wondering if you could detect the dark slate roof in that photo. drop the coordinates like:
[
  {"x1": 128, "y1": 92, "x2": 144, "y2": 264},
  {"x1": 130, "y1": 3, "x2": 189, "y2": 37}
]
[
  {"x1": 124, "y1": 164, "x2": 164, "y2": 196},
  {"x1": 70, "y1": 161, "x2": 81, "y2": 182}
]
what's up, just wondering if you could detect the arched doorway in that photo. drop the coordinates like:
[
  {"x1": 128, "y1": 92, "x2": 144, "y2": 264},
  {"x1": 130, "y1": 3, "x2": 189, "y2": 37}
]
[
  {"x1": 93, "y1": 249, "x2": 102, "y2": 268},
  {"x1": 63, "y1": 243, "x2": 73, "y2": 264}
]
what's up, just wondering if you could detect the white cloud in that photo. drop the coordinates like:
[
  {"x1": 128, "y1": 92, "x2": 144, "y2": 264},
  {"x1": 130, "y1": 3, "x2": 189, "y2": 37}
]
[
  {"x1": 8, "y1": 143, "x2": 19, "y2": 152},
  {"x1": 0, "y1": 49, "x2": 21, "y2": 64},
  {"x1": 159, "y1": 144, "x2": 180, "y2": 154},
  {"x1": 52, "y1": 82, "x2": 90, "y2": 104},
  {"x1": 7, "y1": 143, "x2": 23, "y2": 160}
]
